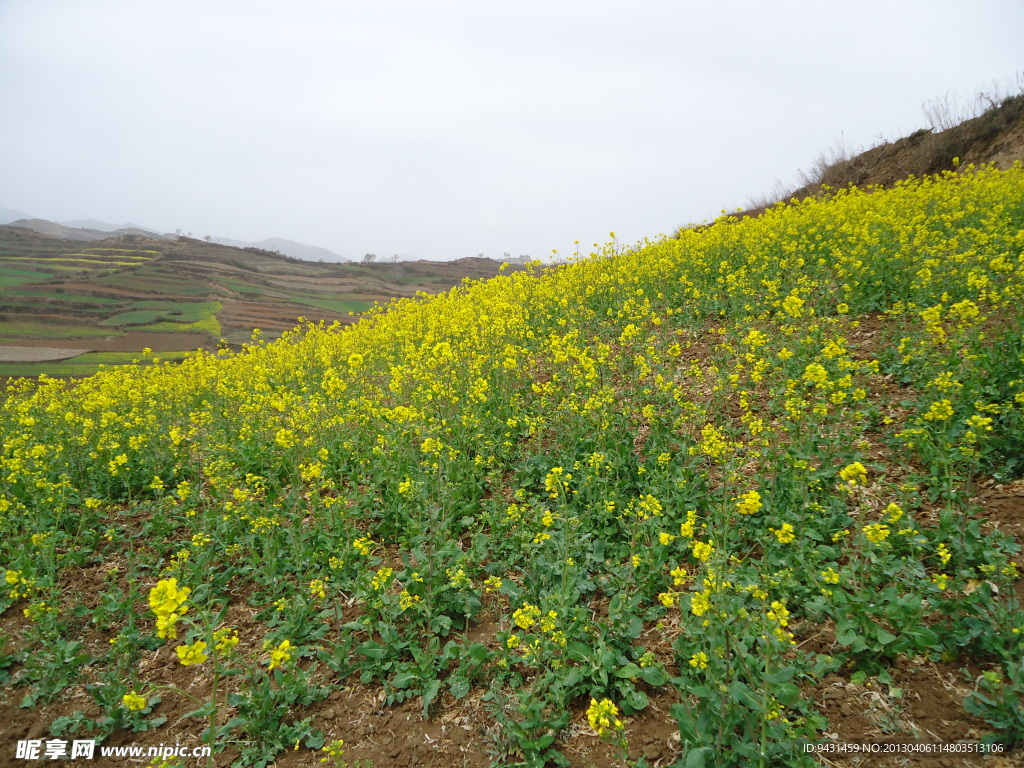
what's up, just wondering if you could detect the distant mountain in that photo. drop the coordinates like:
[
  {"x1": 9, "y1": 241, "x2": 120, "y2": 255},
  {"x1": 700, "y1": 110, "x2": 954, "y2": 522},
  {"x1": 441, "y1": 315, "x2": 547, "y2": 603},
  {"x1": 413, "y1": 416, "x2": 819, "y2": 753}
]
[
  {"x1": 212, "y1": 236, "x2": 343, "y2": 262},
  {"x1": 6, "y1": 219, "x2": 171, "y2": 241},
  {"x1": 0, "y1": 206, "x2": 34, "y2": 225},
  {"x1": 3, "y1": 212, "x2": 342, "y2": 262},
  {"x1": 59, "y1": 218, "x2": 163, "y2": 235}
]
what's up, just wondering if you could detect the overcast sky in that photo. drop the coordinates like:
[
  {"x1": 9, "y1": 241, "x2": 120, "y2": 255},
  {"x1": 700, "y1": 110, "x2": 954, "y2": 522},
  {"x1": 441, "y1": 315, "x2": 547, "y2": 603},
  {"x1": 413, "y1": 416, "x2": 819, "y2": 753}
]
[{"x1": 2, "y1": 1, "x2": 1022, "y2": 261}]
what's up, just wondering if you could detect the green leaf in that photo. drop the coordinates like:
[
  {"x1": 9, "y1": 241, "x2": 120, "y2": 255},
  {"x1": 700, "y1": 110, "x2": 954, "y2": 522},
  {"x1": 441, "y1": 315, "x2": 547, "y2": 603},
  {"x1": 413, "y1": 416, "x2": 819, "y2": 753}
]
[
  {"x1": 623, "y1": 688, "x2": 649, "y2": 712},
  {"x1": 392, "y1": 670, "x2": 420, "y2": 689},
  {"x1": 421, "y1": 679, "x2": 441, "y2": 716},
  {"x1": 449, "y1": 677, "x2": 470, "y2": 699},
  {"x1": 641, "y1": 665, "x2": 667, "y2": 686},
  {"x1": 357, "y1": 641, "x2": 386, "y2": 659},
  {"x1": 615, "y1": 663, "x2": 641, "y2": 679},
  {"x1": 875, "y1": 628, "x2": 898, "y2": 646},
  {"x1": 774, "y1": 681, "x2": 800, "y2": 706},
  {"x1": 835, "y1": 619, "x2": 859, "y2": 646},
  {"x1": 763, "y1": 666, "x2": 797, "y2": 684},
  {"x1": 728, "y1": 681, "x2": 759, "y2": 710},
  {"x1": 685, "y1": 746, "x2": 714, "y2": 768}
]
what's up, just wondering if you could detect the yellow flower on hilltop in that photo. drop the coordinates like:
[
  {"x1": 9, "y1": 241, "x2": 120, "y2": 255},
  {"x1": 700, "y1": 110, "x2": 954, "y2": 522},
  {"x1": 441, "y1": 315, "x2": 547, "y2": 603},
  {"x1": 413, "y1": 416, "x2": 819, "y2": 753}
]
[
  {"x1": 513, "y1": 603, "x2": 541, "y2": 630},
  {"x1": 122, "y1": 691, "x2": 147, "y2": 711},
  {"x1": 692, "y1": 539, "x2": 714, "y2": 562},
  {"x1": 148, "y1": 578, "x2": 190, "y2": 617},
  {"x1": 370, "y1": 567, "x2": 393, "y2": 591},
  {"x1": 268, "y1": 639, "x2": 293, "y2": 670},
  {"x1": 839, "y1": 462, "x2": 867, "y2": 487},
  {"x1": 176, "y1": 640, "x2": 209, "y2": 666},
  {"x1": 863, "y1": 522, "x2": 891, "y2": 544},
  {"x1": 586, "y1": 698, "x2": 623, "y2": 737},
  {"x1": 771, "y1": 523, "x2": 796, "y2": 544},
  {"x1": 735, "y1": 490, "x2": 762, "y2": 515},
  {"x1": 923, "y1": 399, "x2": 955, "y2": 421},
  {"x1": 690, "y1": 590, "x2": 711, "y2": 616},
  {"x1": 214, "y1": 627, "x2": 240, "y2": 654}
]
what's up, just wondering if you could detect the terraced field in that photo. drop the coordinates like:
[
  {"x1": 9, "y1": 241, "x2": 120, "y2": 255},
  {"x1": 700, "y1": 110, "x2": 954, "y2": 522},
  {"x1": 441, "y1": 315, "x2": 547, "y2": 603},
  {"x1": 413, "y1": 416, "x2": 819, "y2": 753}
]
[{"x1": 0, "y1": 226, "x2": 519, "y2": 377}]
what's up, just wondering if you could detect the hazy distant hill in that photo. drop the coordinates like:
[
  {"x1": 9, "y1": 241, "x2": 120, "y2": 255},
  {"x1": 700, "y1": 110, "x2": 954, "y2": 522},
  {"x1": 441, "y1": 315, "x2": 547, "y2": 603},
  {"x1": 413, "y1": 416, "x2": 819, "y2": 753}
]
[
  {"x1": 212, "y1": 236, "x2": 343, "y2": 262},
  {"x1": 6, "y1": 219, "x2": 171, "y2": 241},
  {"x1": 1, "y1": 215, "x2": 340, "y2": 261},
  {"x1": 0, "y1": 206, "x2": 34, "y2": 225},
  {"x1": 60, "y1": 219, "x2": 164, "y2": 236}
]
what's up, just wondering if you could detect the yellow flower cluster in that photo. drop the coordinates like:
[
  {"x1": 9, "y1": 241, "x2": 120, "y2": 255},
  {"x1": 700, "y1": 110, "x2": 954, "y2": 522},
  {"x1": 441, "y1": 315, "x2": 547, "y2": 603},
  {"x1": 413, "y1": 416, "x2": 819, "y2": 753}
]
[
  {"x1": 513, "y1": 603, "x2": 541, "y2": 630},
  {"x1": 268, "y1": 639, "x2": 293, "y2": 670},
  {"x1": 863, "y1": 523, "x2": 891, "y2": 544},
  {"x1": 214, "y1": 627, "x2": 240, "y2": 654},
  {"x1": 586, "y1": 697, "x2": 623, "y2": 737},
  {"x1": 771, "y1": 523, "x2": 796, "y2": 544},
  {"x1": 689, "y1": 651, "x2": 709, "y2": 670},
  {"x1": 148, "y1": 578, "x2": 190, "y2": 640},
  {"x1": 122, "y1": 691, "x2": 147, "y2": 711},
  {"x1": 176, "y1": 640, "x2": 209, "y2": 666},
  {"x1": 922, "y1": 399, "x2": 955, "y2": 421},
  {"x1": 735, "y1": 490, "x2": 762, "y2": 515},
  {"x1": 838, "y1": 462, "x2": 867, "y2": 487}
]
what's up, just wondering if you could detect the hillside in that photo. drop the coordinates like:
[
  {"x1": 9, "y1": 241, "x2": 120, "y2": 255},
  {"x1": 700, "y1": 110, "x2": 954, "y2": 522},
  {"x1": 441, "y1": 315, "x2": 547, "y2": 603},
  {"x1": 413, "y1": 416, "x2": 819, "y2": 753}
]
[
  {"x1": 0, "y1": 228, "x2": 519, "y2": 376},
  {"x1": 735, "y1": 92, "x2": 1024, "y2": 220},
  {"x1": 0, "y1": 160, "x2": 1022, "y2": 768}
]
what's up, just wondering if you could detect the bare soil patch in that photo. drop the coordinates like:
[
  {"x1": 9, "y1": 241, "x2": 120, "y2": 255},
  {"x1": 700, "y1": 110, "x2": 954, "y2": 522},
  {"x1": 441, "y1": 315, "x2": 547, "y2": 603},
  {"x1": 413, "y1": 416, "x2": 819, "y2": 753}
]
[{"x1": 0, "y1": 346, "x2": 91, "y2": 362}]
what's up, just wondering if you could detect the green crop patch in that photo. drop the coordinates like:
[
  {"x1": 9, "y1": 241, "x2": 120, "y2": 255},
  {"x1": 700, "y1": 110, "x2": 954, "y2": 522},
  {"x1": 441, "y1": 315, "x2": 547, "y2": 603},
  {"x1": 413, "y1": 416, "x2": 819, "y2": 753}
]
[
  {"x1": 0, "y1": 321, "x2": 122, "y2": 338},
  {"x1": 288, "y1": 296, "x2": 375, "y2": 315},
  {"x1": 100, "y1": 301, "x2": 222, "y2": 328}
]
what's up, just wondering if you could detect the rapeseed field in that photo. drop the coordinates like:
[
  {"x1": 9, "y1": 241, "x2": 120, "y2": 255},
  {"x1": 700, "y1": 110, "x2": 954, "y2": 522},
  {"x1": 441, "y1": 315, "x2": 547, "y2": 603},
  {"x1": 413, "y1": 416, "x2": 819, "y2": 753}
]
[{"x1": 2, "y1": 164, "x2": 1023, "y2": 767}]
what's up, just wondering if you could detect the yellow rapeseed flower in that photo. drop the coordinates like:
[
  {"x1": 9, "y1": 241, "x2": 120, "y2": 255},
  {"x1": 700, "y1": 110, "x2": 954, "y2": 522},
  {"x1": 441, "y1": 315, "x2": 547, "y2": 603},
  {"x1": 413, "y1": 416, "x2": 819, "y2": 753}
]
[
  {"x1": 268, "y1": 639, "x2": 293, "y2": 670},
  {"x1": 176, "y1": 641, "x2": 209, "y2": 666},
  {"x1": 122, "y1": 691, "x2": 147, "y2": 711},
  {"x1": 863, "y1": 523, "x2": 891, "y2": 544},
  {"x1": 586, "y1": 698, "x2": 623, "y2": 737},
  {"x1": 771, "y1": 523, "x2": 796, "y2": 543},
  {"x1": 735, "y1": 490, "x2": 762, "y2": 515}
]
